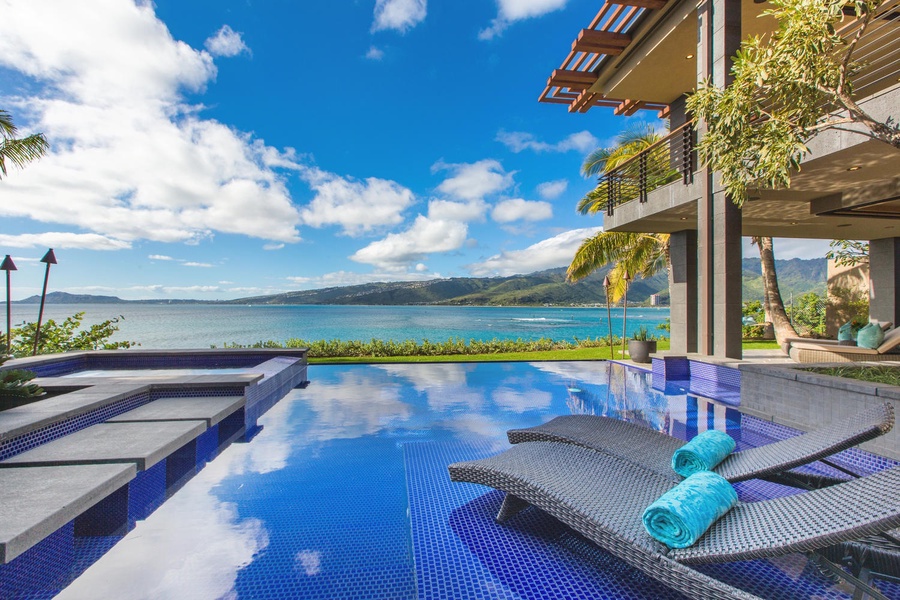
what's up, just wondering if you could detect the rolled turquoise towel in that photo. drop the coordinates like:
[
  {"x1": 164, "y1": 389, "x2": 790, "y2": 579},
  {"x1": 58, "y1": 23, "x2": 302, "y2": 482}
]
[
  {"x1": 642, "y1": 471, "x2": 738, "y2": 548},
  {"x1": 671, "y1": 429, "x2": 736, "y2": 478}
]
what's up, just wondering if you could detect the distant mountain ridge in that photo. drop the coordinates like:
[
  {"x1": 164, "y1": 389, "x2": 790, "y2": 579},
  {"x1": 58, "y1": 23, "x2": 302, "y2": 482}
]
[{"x1": 14, "y1": 257, "x2": 827, "y2": 306}]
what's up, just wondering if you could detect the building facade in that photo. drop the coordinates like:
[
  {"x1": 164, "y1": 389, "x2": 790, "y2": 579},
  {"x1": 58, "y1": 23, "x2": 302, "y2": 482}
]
[{"x1": 541, "y1": 0, "x2": 900, "y2": 358}]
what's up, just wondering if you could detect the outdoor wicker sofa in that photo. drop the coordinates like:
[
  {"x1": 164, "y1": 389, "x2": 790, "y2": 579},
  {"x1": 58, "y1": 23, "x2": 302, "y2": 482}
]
[
  {"x1": 506, "y1": 402, "x2": 894, "y2": 484},
  {"x1": 788, "y1": 327, "x2": 900, "y2": 363},
  {"x1": 448, "y1": 441, "x2": 900, "y2": 600}
]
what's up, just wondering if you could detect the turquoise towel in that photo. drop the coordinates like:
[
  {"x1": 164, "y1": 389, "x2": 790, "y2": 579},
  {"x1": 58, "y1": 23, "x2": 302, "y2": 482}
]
[
  {"x1": 671, "y1": 429, "x2": 736, "y2": 478},
  {"x1": 642, "y1": 471, "x2": 738, "y2": 548}
]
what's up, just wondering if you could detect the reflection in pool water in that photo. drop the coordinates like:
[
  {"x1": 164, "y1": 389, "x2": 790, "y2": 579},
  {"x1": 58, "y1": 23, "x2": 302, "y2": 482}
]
[{"x1": 51, "y1": 361, "x2": 849, "y2": 600}]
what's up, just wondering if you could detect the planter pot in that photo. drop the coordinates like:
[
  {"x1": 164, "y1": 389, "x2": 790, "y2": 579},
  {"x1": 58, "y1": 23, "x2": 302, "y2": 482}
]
[{"x1": 627, "y1": 340, "x2": 657, "y2": 363}]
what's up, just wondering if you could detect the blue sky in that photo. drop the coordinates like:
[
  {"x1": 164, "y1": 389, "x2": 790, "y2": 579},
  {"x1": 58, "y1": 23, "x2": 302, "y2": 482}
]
[{"x1": 0, "y1": 0, "x2": 829, "y2": 300}]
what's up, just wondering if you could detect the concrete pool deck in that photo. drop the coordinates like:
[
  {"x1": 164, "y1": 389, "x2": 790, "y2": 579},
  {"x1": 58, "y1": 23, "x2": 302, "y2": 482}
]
[{"x1": 0, "y1": 348, "x2": 308, "y2": 589}]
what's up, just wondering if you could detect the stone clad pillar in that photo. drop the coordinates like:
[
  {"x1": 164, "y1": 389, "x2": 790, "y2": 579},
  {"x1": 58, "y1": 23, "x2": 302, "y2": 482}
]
[
  {"x1": 696, "y1": 0, "x2": 743, "y2": 358},
  {"x1": 669, "y1": 230, "x2": 698, "y2": 353},
  {"x1": 869, "y1": 238, "x2": 900, "y2": 327}
]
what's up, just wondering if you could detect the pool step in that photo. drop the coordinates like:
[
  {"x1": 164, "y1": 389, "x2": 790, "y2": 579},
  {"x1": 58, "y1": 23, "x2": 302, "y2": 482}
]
[
  {"x1": 0, "y1": 464, "x2": 135, "y2": 564},
  {"x1": 107, "y1": 395, "x2": 245, "y2": 428},
  {"x1": 0, "y1": 421, "x2": 206, "y2": 471}
]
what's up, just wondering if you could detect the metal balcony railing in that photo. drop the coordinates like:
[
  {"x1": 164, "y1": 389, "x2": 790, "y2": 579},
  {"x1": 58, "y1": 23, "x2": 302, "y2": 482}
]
[{"x1": 603, "y1": 121, "x2": 695, "y2": 216}]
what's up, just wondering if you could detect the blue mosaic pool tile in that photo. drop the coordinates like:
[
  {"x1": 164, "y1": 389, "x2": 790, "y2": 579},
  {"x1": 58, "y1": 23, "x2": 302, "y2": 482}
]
[
  {"x1": 406, "y1": 439, "x2": 693, "y2": 600},
  {"x1": 0, "y1": 390, "x2": 153, "y2": 461},
  {"x1": 195, "y1": 423, "x2": 220, "y2": 467},
  {"x1": 165, "y1": 439, "x2": 198, "y2": 497},
  {"x1": 128, "y1": 459, "x2": 166, "y2": 526},
  {"x1": 0, "y1": 520, "x2": 74, "y2": 599},
  {"x1": 71, "y1": 535, "x2": 123, "y2": 582},
  {"x1": 228, "y1": 434, "x2": 417, "y2": 600},
  {"x1": 74, "y1": 483, "x2": 129, "y2": 537}
]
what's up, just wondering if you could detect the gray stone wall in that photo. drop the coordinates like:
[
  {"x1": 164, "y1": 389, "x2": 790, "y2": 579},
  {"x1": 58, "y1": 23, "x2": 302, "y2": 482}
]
[{"x1": 739, "y1": 363, "x2": 900, "y2": 460}]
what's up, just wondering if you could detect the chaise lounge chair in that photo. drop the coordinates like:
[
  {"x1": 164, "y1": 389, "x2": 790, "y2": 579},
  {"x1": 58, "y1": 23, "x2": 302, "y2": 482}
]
[
  {"x1": 788, "y1": 327, "x2": 900, "y2": 363},
  {"x1": 448, "y1": 441, "x2": 900, "y2": 600},
  {"x1": 506, "y1": 402, "x2": 894, "y2": 484}
]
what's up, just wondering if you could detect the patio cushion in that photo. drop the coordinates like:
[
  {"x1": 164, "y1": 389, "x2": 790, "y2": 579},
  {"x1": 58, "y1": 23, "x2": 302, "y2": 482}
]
[{"x1": 858, "y1": 323, "x2": 885, "y2": 349}]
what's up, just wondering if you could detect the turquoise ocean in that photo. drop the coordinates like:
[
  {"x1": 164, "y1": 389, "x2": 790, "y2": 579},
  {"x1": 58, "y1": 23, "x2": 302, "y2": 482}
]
[{"x1": 17, "y1": 304, "x2": 671, "y2": 349}]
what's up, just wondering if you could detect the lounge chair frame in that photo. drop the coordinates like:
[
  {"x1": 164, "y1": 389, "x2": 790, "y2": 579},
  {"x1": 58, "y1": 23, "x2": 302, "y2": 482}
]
[
  {"x1": 506, "y1": 402, "x2": 894, "y2": 484},
  {"x1": 449, "y1": 441, "x2": 900, "y2": 600}
]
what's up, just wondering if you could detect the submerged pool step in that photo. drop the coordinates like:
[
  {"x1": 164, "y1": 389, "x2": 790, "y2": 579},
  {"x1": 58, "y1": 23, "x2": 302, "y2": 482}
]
[
  {"x1": 107, "y1": 395, "x2": 245, "y2": 428},
  {"x1": 0, "y1": 421, "x2": 206, "y2": 471}
]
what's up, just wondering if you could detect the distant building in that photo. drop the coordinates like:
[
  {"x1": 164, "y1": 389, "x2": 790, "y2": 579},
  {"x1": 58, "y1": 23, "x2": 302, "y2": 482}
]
[{"x1": 649, "y1": 294, "x2": 661, "y2": 306}]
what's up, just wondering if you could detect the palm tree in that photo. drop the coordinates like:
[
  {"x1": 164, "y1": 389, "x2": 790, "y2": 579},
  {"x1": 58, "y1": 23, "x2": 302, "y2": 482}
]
[
  {"x1": 568, "y1": 123, "x2": 671, "y2": 298},
  {"x1": 0, "y1": 110, "x2": 49, "y2": 179},
  {"x1": 752, "y1": 236, "x2": 798, "y2": 346},
  {"x1": 568, "y1": 231, "x2": 669, "y2": 302}
]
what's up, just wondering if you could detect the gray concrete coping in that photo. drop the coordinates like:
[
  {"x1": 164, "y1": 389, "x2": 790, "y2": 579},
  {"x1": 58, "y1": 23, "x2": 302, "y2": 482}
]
[
  {"x1": 0, "y1": 463, "x2": 135, "y2": 564},
  {"x1": 107, "y1": 396, "x2": 245, "y2": 427},
  {"x1": 0, "y1": 421, "x2": 206, "y2": 471}
]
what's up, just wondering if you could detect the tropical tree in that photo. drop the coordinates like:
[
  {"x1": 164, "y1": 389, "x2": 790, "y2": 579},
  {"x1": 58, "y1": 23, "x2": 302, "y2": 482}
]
[
  {"x1": 686, "y1": 0, "x2": 898, "y2": 204},
  {"x1": 0, "y1": 109, "x2": 49, "y2": 178},
  {"x1": 569, "y1": 124, "x2": 672, "y2": 299},
  {"x1": 568, "y1": 231, "x2": 669, "y2": 302},
  {"x1": 752, "y1": 236, "x2": 798, "y2": 344},
  {"x1": 826, "y1": 239, "x2": 869, "y2": 267}
]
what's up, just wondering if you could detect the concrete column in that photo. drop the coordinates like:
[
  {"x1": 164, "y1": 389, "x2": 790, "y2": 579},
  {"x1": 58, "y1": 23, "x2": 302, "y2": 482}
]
[
  {"x1": 669, "y1": 230, "x2": 698, "y2": 353},
  {"x1": 869, "y1": 238, "x2": 900, "y2": 326},
  {"x1": 696, "y1": 0, "x2": 743, "y2": 358}
]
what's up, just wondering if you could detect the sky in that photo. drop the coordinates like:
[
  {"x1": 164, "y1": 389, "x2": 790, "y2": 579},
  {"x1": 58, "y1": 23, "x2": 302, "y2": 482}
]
[{"x1": 0, "y1": 0, "x2": 831, "y2": 301}]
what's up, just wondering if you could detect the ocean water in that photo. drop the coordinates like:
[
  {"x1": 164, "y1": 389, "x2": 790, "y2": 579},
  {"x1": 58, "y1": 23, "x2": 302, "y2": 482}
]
[{"x1": 15, "y1": 304, "x2": 670, "y2": 349}]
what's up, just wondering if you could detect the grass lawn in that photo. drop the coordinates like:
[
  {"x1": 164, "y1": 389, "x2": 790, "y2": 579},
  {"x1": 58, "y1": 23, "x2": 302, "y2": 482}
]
[
  {"x1": 308, "y1": 339, "x2": 791, "y2": 364},
  {"x1": 313, "y1": 339, "x2": 676, "y2": 364}
]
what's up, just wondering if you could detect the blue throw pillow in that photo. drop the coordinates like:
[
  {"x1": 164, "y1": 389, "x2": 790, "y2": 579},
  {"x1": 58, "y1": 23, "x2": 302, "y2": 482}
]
[
  {"x1": 837, "y1": 321, "x2": 859, "y2": 342},
  {"x1": 857, "y1": 322, "x2": 885, "y2": 349}
]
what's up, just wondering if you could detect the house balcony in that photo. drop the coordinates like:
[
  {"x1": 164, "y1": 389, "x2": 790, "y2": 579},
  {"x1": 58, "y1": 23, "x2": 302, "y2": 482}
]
[{"x1": 601, "y1": 85, "x2": 900, "y2": 241}]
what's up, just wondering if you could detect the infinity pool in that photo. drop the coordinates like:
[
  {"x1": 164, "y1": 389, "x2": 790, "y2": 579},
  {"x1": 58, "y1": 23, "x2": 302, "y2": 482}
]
[{"x1": 48, "y1": 362, "x2": 898, "y2": 599}]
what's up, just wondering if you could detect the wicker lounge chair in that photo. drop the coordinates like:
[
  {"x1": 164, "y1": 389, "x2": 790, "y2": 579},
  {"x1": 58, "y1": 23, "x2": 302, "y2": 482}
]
[
  {"x1": 780, "y1": 322, "x2": 893, "y2": 355},
  {"x1": 788, "y1": 327, "x2": 900, "y2": 363},
  {"x1": 506, "y1": 402, "x2": 894, "y2": 484},
  {"x1": 448, "y1": 441, "x2": 900, "y2": 600}
]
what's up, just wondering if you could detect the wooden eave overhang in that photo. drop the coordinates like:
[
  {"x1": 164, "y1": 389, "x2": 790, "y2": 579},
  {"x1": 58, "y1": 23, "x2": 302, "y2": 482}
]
[{"x1": 539, "y1": 0, "x2": 671, "y2": 115}]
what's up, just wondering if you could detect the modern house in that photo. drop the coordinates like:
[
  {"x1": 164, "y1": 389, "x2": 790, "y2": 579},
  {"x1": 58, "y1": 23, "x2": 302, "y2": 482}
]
[{"x1": 542, "y1": 0, "x2": 900, "y2": 358}]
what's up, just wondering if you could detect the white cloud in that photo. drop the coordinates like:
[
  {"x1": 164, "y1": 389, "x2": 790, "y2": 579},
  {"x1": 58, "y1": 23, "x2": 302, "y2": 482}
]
[
  {"x1": 351, "y1": 216, "x2": 468, "y2": 270},
  {"x1": 433, "y1": 159, "x2": 514, "y2": 201},
  {"x1": 479, "y1": 0, "x2": 569, "y2": 40},
  {"x1": 287, "y1": 270, "x2": 441, "y2": 288},
  {"x1": 491, "y1": 198, "x2": 552, "y2": 223},
  {"x1": 148, "y1": 254, "x2": 175, "y2": 261},
  {"x1": 427, "y1": 198, "x2": 488, "y2": 222},
  {"x1": 0, "y1": 1, "x2": 303, "y2": 247},
  {"x1": 468, "y1": 227, "x2": 603, "y2": 276},
  {"x1": 0, "y1": 232, "x2": 130, "y2": 250},
  {"x1": 204, "y1": 25, "x2": 249, "y2": 58},
  {"x1": 365, "y1": 46, "x2": 385, "y2": 60},
  {"x1": 742, "y1": 237, "x2": 832, "y2": 260},
  {"x1": 298, "y1": 168, "x2": 415, "y2": 236},
  {"x1": 496, "y1": 130, "x2": 598, "y2": 154},
  {"x1": 263, "y1": 243, "x2": 284, "y2": 251},
  {"x1": 537, "y1": 179, "x2": 568, "y2": 199},
  {"x1": 372, "y1": 0, "x2": 427, "y2": 33},
  {"x1": 183, "y1": 261, "x2": 213, "y2": 268}
]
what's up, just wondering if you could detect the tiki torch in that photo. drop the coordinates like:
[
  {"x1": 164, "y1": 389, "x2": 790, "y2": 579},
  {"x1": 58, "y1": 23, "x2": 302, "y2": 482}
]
[
  {"x1": 0, "y1": 255, "x2": 16, "y2": 355},
  {"x1": 32, "y1": 248, "x2": 57, "y2": 356}
]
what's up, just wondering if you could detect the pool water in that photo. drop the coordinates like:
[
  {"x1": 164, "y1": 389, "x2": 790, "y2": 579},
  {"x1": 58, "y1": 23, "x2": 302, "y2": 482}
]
[{"x1": 50, "y1": 362, "x2": 898, "y2": 600}]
